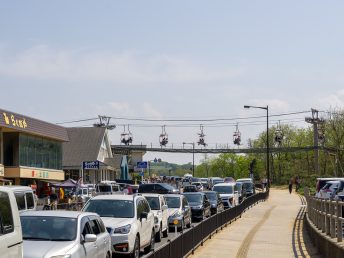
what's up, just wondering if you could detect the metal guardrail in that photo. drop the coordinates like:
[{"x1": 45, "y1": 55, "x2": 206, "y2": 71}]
[
  {"x1": 305, "y1": 189, "x2": 344, "y2": 242},
  {"x1": 145, "y1": 190, "x2": 270, "y2": 258}
]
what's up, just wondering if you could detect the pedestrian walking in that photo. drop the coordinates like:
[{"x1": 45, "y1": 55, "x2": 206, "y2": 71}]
[{"x1": 288, "y1": 179, "x2": 293, "y2": 194}]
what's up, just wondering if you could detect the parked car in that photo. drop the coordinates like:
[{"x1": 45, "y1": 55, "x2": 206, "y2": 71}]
[
  {"x1": 209, "y1": 177, "x2": 224, "y2": 189},
  {"x1": 318, "y1": 180, "x2": 341, "y2": 199},
  {"x1": 182, "y1": 192, "x2": 211, "y2": 221},
  {"x1": 236, "y1": 178, "x2": 254, "y2": 184},
  {"x1": 315, "y1": 178, "x2": 344, "y2": 197},
  {"x1": 200, "y1": 178, "x2": 210, "y2": 190},
  {"x1": 20, "y1": 210, "x2": 111, "y2": 258},
  {"x1": 242, "y1": 182, "x2": 255, "y2": 198},
  {"x1": 76, "y1": 186, "x2": 95, "y2": 202},
  {"x1": 224, "y1": 177, "x2": 235, "y2": 183},
  {"x1": 82, "y1": 194, "x2": 155, "y2": 258},
  {"x1": 183, "y1": 185, "x2": 198, "y2": 192},
  {"x1": 191, "y1": 182, "x2": 204, "y2": 191},
  {"x1": 142, "y1": 194, "x2": 169, "y2": 242},
  {"x1": 181, "y1": 178, "x2": 191, "y2": 188},
  {"x1": 3, "y1": 186, "x2": 36, "y2": 213},
  {"x1": 138, "y1": 183, "x2": 179, "y2": 194},
  {"x1": 164, "y1": 194, "x2": 192, "y2": 232},
  {"x1": 236, "y1": 182, "x2": 244, "y2": 203},
  {"x1": 212, "y1": 183, "x2": 239, "y2": 209},
  {"x1": 95, "y1": 181, "x2": 121, "y2": 195},
  {"x1": 0, "y1": 186, "x2": 23, "y2": 258},
  {"x1": 204, "y1": 191, "x2": 224, "y2": 215}
]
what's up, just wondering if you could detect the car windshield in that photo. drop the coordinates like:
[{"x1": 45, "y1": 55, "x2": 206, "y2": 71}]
[
  {"x1": 165, "y1": 197, "x2": 181, "y2": 208},
  {"x1": 205, "y1": 192, "x2": 217, "y2": 201},
  {"x1": 83, "y1": 200, "x2": 134, "y2": 218},
  {"x1": 145, "y1": 197, "x2": 160, "y2": 210},
  {"x1": 243, "y1": 183, "x2": 254, "y2": 191},
  {"x1": 183, "y1": 194, "x2": 202, "y2": 204},
  {"x1": 213, "y1": 186, "x2": 233, "y2": 194},
  {"x1": 21, "y1": 216, "x2": 77, "y2": 241}
]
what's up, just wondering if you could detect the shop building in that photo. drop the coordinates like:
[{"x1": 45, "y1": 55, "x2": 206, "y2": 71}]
[
  {"x1": 62, "y1": 127, "x2": 117, "y2": 184},
  {"x1": 0, "y1": 108, "x2": 69, "y2": 187}
]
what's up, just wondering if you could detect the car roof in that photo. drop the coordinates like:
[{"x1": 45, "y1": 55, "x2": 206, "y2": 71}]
[
  {"x1": 236, "y1": 178, "x2": 253, "y2": 181},
  {"x1": 20, "y1": 210, "x2": 98, "y2": 218},
  {"x1": 90, "y1": 194, "x2": 135, "y2": 201},
  {"x1": 164, "y1": 194, "x2": 182, "y2": 198},
  {"x1": 317, "y1": 178, "x2": 344, "y2": 181},
  {"x1": 213, "y1": 183, "x2": 235, "y2": 186},
  {"x1": 325, "y1": 180, "x2": 340, "y2": 184},
  {"x1": 2, "y1": 186, "x2": 33, "y2": 191},
  {"x1": 182, "y1": 192, "x2": 205, "y2": 195}
]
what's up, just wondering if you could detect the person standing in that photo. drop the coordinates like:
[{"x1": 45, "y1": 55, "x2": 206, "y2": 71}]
[{"x1": 288, "y1": 179, "x2": 293, "y2": 194}]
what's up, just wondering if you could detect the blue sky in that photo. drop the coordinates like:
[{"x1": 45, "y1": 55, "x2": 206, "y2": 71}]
[{"x1": 1, "y1": 1, "x2": 344, "y2": 164}]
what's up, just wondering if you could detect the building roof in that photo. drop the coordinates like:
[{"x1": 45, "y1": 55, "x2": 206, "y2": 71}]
[
  {"x1": 0, "y1": 108, "x2": 68, "y2": 141},
  {"x1": 62, "y1": 127, "x2": 106, "y2": 167}
]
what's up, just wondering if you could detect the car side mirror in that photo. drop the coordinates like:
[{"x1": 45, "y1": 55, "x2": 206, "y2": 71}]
[
  {"x1": 84, "y1": 234, "x2": 97, "y2": 243},
  {"x1": 162, "y1": 205, "x2": 168, "y2": 211},
  {"x1": 140, "y1": 212, "x2": 148, "y2": 220}
]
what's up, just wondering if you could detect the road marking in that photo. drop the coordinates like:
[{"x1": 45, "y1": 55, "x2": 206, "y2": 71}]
[{"x1": 235, "y1": 205, "x2": 276, "y2": 258}]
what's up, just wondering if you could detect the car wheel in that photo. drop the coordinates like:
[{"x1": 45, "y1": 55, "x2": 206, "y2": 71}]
[
  {"x1": 131, "y1": 236, "x2": 140, "y2": 258},
  {"x1": 144, "y1": 230, "x2": 155, "y2": 254},
  {"x1": 186, "y1": 219, "x2": 191, "y2": 228},
  {"x1": 155, "y1": 226, "x2": 162, "y2": 242},
  {"x1": 163, "y1": 227, "x2": 168, "y2": 237}
]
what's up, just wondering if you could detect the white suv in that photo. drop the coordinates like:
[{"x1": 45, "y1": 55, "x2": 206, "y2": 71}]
[
  {"x1": 142, "y1": 194, "x2": 169, "y2": 242},
  {"x1": 82, "y1": 194, "x2": 155, "y2": 258}
]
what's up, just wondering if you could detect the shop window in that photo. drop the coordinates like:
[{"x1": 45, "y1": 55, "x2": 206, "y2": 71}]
[{"x1": 3, "y1": 133, "x2": 19, "y2": 167}]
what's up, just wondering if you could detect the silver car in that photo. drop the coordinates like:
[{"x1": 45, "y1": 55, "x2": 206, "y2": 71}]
[{"x1": 20, "y1": 210, "x2": 111, "y2": 258}]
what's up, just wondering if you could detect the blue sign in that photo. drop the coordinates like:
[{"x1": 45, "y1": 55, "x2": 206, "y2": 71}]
[
  {"x1": 83, "y1": 161, "x2": 100, "y2": 170},
  {"x1": 137, "y1": 161, "x2": 148, "y2": 169}
]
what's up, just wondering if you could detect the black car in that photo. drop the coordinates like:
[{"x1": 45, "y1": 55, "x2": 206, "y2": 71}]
[
  {"x1": 242, "y1": 182, "x2": 255, "y2": 198},
  {"x1": 138, "y1": 183, "x2": 179, "y2": 194},
  {"x1": 204, "y1": 191, "x2": 224, "y2": 215},
  {"x1": 182, "y1": 192, "x2": 211, "y2": 221},
  {"x1": 183, "y1": 185, "x2": 198, "y2": 192}
]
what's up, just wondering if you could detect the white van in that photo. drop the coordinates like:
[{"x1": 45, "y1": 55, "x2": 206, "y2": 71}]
[
  {"x1": 0, "y1": 186, "x2": 23, "y2": 258},
  {"x1": 212, "y1": 183, "x2": 239, "y2": 209},
  {"x1": 4, "y1": 186, "x2": 36, "y2": 213}
]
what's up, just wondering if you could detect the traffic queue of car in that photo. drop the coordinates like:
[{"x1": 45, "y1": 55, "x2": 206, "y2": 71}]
[
  {"x1": 315, "y1": 177, "x2": 344, "y2": 201},
  {"x1": 0, "y1": 176, "x2": 256, "y2": 258}
]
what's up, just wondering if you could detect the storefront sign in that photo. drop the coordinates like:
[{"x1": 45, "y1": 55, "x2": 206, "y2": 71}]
[
  {"x1": 0, "y1": 166, "x2": 4, "y2": 177},
  {"x1": 83, "y1": 161, "x2": 100, "y2": 170},
  {"x1": 2, "y1": 112, "x2": 28, "y2": 129},
  {"x1": 31, "y1": 170, "x2": 49, "y2": 179}
]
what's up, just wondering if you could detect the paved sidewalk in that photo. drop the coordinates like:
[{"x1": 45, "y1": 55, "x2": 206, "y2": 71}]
[{"x1": 190, "y1": 189, "x2": 322, "y2": 258}]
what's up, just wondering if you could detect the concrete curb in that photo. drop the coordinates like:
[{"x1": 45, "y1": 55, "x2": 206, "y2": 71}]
[{"x1": 305, "y1": 213, "x2": 344, "y2": 258}]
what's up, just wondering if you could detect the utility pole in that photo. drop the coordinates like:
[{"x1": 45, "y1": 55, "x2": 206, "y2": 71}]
[{"x1": 305, "y1": 109, "x2": 325, "y2": 175}]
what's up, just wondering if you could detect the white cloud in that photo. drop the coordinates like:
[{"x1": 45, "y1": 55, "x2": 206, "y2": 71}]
[
  {"x1": 317, "y1": 89, "x2": 344, "y2": 109},
  {"x1": 0, "y1": 44, "x2": 244, "y2": 83},
  {"x1": 143, "y1": 103, "x2": 163, "y2": 119}
]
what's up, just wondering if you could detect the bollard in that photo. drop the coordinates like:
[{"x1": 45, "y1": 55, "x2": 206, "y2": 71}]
[
  {"x1": 325, "y1": 200, "x2": 330, "y2": 235},
  {"x1": 336, "y1": 201, "x2": 342, "y2": 242}
]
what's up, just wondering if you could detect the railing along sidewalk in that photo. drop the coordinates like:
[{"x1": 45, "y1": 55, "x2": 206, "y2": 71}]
[{"x1": 304, "y1": 188, "x2": 344, "y2": 242}]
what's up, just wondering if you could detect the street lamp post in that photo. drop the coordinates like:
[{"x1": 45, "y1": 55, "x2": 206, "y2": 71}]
[
  {"x1": 244, "y1": 105, "x2": 270, "y2": 188},
  {"x1": 183, "y1": 142, "x2": 195, "y2": 177}
]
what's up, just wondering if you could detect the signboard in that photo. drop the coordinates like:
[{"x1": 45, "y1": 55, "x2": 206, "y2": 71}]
[
  {"x1": 83, "y1": 161, "x2": 100, "y2": 170},
  {"x1": 0, "y1": 166, "x2": 4, "y2": 177},
  {"x1": 136, "y1": 161, "x2": 148, "y2": 169}
]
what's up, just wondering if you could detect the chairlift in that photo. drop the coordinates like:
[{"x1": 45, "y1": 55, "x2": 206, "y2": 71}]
[
  {"x1": 197, "y1": 125, "x2": 207, "y2": 147},
  {"x1": 274, "y1": 121, "x2": 283, "y2": 145},
  {"x1": 120, "y1": 125, "x2": 133, "y2": 145},
  {"x1": 159, "y1": 125, "x2": 168, "y2": 147},
  {"x1": 233, "y1": 124, "x2": 241, "y2": 146}
]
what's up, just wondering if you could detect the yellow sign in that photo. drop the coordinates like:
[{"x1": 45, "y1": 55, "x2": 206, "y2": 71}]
[
  {"x1": 173, "y1": 219, "x2": 179, "y2": 225},
  {"x1": 3, "y1": 112, "x2": 27, "y2": 129}
]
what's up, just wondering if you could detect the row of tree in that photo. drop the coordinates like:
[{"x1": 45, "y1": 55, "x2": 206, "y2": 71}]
[{"x1": 171, "y1": 110, "x2": 344, "y2": 188}]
